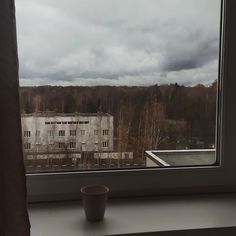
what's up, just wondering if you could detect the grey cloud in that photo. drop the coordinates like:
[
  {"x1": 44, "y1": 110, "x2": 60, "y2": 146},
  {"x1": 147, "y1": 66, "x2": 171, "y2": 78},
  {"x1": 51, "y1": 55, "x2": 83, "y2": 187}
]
[
  {"x1": 162, "y1": 28, "x2": 219, "y2": 71},
  {"x1": 162, "y1": 35, "x2": 219, "y2": 72},
  {"x1": 16, "y1": 0, "x2": 221, "y2": 86}
]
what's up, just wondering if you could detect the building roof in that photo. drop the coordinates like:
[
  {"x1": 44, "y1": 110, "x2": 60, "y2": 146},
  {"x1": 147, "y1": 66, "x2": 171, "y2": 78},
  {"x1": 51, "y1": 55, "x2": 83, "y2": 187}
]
[
  {"x1": 145, "y1": 149, "x2": 216, "y2": 167},
  {"x1": 21, "y1": 112, "x2": 113, "y2": 117}
]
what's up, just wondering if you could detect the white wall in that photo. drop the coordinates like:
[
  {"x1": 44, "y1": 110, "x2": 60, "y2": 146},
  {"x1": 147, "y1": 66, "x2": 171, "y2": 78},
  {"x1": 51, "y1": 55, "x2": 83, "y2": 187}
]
[{"x1": 21, "y1": 113, "x2": 114, "y2": 154}]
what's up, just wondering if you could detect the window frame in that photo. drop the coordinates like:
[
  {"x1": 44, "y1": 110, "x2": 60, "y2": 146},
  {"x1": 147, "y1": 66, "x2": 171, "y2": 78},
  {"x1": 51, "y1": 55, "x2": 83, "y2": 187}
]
[
  {"x1": 58, "y1": 130, "x2": 65, "y2": 137},
  {"x1": 80, "y1": 130, "x2": 86, "y2": 136},
  {"x1": 69, "y1": 130, "x2": 76, "y2": 137},
  {"x1": 24, "y1": 143, "x2": 31, "y2": 150},
  {"x1": 69, "y1": 142, "x2": 76, "y2": 149},
  {"x1": 35, "y1": 130, "x2": 40, "y2": 137},
  {"x1": 10, "y1": 0, "x2": 236, "y2": 201},
  {"x1": 102, "y1": 129, "x2": 109, "y2": 136},
  {"x1": 24, "y1": 130, "x2": 31, "y2": 137}
]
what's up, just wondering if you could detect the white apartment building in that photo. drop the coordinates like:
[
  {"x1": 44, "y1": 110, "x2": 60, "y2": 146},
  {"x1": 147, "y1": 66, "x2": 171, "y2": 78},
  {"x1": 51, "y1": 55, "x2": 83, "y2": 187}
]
[{"x1": 21, "y1": 113, "x2": 114, "y2": 155}]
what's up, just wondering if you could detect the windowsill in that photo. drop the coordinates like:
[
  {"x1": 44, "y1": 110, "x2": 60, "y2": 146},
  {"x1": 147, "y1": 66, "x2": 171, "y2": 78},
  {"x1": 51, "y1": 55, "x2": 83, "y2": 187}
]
[{"x1": 29, "y1": 193, "x2": 236, "y2": 235}]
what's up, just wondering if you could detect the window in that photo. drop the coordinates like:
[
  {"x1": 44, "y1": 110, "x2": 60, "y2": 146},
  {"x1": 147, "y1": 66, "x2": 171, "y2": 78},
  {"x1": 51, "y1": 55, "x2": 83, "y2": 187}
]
[
  {"x1": 68, "y1": 121, "x2": 79, "y2": 124},
  {"x1": 24, "y1": 131, "x2": 31, "y2": 137},
  {"x1": 24, "y1": 143, "x2": 31, "y2": 150},
  {"x1": 69, "y1": 142, "x2": 76, "y2": 149},
  {"x1": 81, "y1": 142, "x2": 86, "y2": 151},
  {"x1": 79, "y1": 121, "x2": 89, "y2": 124},
  {"x1": 70, "y1": 130, "x2": 76, "y2": 136},
  {"x1": 58, "y1": 142, "x2": 66, "y2": 149},
  {"x1": 102, "y1": 130, "x2": 109, "y2": 136},
  {"x1": 102, "y1": 141, "x2": 109, "y2": 148},
  {"x1": 35, "y1": 130, "x2": 40, "y2": 137},
  {"x1": 124, "y1": 153, "x2": 129, "y2": 159},
  {"x1": 48, "y1": 130, "x2": 54, "y2": 137},
  {"x1": 18, "y1": 0, "x2": 222, "y2": 173},
  {"x1": 12, "y1": 0, "x2": 236, "y2": 201},
  {"x1": 80, "y1": 130, "x2": 85, "y2": 136},
  {"x1": 59, "y1": 130, "x2": 65, "y2": 136}
]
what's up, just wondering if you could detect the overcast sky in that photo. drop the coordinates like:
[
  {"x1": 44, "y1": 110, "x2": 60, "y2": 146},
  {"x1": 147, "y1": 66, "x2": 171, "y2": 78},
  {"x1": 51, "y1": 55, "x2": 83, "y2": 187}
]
[{"x1": 16, "y1": 0, "x2": 221, "y2": 87}]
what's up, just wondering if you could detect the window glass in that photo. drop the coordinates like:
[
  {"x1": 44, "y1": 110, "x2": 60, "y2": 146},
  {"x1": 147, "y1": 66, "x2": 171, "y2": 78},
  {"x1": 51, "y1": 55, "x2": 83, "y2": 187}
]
[
  {"x1": 59, "y1": 130, "x2": 65, "y2": 136},
  {"x1": 70, "y1": 130, "x2": 76, "y2": 136},
  {"x1": 16, "y1": 0, "x2": 221, "y2": 172}
]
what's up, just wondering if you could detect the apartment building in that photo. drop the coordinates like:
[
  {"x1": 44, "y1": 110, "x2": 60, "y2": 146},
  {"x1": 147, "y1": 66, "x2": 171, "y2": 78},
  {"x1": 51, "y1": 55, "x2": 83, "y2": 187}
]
[{"x1": 21, "y1": 112, "x2": 114, "y2": 155}]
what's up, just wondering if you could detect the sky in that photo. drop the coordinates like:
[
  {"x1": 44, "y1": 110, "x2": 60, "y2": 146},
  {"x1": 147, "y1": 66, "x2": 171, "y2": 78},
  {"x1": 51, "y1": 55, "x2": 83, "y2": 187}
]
[{"x1": 16, "y1": 0, "x2": 221, "y2": 87}]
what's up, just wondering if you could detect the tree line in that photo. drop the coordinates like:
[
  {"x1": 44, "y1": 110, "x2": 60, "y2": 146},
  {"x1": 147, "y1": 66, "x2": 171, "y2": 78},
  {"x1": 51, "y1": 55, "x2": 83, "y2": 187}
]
[{"x1": 19, "y1": 81, "x2": 217, "y2": 160}]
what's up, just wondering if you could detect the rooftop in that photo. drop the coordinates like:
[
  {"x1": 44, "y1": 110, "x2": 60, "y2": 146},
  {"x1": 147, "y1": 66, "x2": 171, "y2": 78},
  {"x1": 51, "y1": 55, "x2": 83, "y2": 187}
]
[
  {"x1": 21, "y1": 112, "x2": 112, "y2": 117},
  {"x1": 146, "y1": 149, "x2": 216, "y2": 167}
]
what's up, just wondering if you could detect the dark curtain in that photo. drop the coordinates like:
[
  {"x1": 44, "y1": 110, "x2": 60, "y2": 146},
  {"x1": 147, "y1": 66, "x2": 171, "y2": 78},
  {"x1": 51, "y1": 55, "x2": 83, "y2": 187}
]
[{"x1": 0, "y1": 0, "x2": 30, "y2": 235}]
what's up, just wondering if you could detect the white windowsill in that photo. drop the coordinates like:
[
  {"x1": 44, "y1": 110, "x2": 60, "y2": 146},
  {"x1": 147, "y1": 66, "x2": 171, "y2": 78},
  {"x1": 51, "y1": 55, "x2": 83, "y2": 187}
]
[{"x1": 29, "y1": 193, "x2": 236, "y2": 236}]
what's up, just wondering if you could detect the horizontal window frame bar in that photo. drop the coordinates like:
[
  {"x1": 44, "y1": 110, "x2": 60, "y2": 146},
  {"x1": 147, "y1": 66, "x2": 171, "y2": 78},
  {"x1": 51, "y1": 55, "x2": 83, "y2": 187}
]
[{"x1": 26, "y1": 164, "x2": 233, "y2": 202}]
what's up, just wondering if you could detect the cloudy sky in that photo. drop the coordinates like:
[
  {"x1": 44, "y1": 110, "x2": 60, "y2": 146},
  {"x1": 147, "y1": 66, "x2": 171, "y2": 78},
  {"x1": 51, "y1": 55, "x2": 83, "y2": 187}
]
[{"x1": 16, "y1": 0, "x2": 221, "y2": 87}]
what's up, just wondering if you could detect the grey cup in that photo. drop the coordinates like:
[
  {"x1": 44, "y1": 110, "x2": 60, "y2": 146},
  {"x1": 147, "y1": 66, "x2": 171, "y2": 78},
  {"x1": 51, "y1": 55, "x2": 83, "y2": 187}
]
[{"x1": 80, "y1": 185, "x2": 109, "y2": 222}]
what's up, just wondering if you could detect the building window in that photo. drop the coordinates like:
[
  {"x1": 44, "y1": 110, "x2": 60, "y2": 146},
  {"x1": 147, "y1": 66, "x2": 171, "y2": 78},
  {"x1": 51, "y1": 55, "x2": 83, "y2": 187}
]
[
  {"x1": 59, "y1": 130, "x2": 65, "y2": 136},
  {"x1": 79, "y1": 121, "x2": 89, "y2": 124},
  {"x1": 94, "y1": 130, "x2": 99, "y2": 135},
  {"x1": 24, "y1": 143, "x2": 31, "y2": 150},
  {"x1": 12, "y1": 0, "x2": 236, "y2": 201},
  {"x1": 69, "y1": 142, "x2": 76, "y2": 149},
  {"x1": 81, "y1": 142, "x2": 86, "y2": 151},
  {"x1": 103, "y1": 129, "x2": 109, "y2": 135},
  {"x1": 24, "y1": 131, "x2": 31, "y2": 137},
  {"x1": 48, "y1": 130, "x2": 54, "y2": 137},
  {"x1": 68, "y1": 121, "x2": 79, "y2": 124},
  {"x1": 70, "y1": 130, "x2": 76, "y2": 136},
  {"x1": 81, "y1": 130, "x2": 85, "y2": 136},
  {"x1": 102, "y1": 141, "x2": 109, "y2": 148},
  {"x1": 35, "y1": 130, "x2": 40, "y2": 137},
  {"x1": 124, "y1": 153, "x2": 129, "y2": 159},
  {"x1": 58, "y1": 142, "x2": 66, "y2": 149}
]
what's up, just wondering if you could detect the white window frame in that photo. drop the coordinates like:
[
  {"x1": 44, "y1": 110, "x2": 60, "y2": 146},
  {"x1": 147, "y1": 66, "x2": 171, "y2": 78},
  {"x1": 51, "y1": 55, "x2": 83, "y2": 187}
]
[
  {"x1": 24, "y1": 143, "x2": 31, "y2": 150},
  {"x1": 102, "y1": 129, "x2": 109, "y2": 136},
  {"x1": 8, "y1": 0, "x2": 235, "y2": 202},
  {"x1": 102, "y1": 141, "x2": 109, "y2": 148},
  {"x1": 80, "y1": 130, "x2": 85, "y2": 136},
  {"x1": 24, "y1": 130, "x2": 31, "y2": 137},
  {"x1": 69, "y1": 142, "x2": 76, "y2": 149},
  {"x1": 48, "y1": 130, "x2": 54, "y2": 137},
  {"x1": 35, "y1": 130, "x2": 40, "y2": 137},
  {"x1": 58, "y1": 130, "x2": 65, "y2": 136},
  {"x1": 58, "y1": 142, "x2": 66, "y2": 149},
  {"x1": 70, "y1": 130, "x2": 76, "y2": 136}
]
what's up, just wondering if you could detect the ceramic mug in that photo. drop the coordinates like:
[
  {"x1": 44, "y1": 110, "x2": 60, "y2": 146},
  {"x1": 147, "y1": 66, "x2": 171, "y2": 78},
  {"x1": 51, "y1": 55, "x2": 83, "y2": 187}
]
[{"x1": 80, "y1": 185, "x2": 109, "y2": 222}]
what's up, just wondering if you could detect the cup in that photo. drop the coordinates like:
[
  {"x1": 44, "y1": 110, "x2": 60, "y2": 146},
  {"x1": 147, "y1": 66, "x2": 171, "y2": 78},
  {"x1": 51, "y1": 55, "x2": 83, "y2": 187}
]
[{"x1": 80, "y1": 185, "x2": 109, "y2": 222}]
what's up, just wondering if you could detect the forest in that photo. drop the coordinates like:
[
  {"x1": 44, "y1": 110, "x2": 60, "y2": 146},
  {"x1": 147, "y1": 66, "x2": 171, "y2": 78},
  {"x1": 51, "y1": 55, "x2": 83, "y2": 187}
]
[{"x1": 19, "y1": 81, "x2": 217, "y2": 161}]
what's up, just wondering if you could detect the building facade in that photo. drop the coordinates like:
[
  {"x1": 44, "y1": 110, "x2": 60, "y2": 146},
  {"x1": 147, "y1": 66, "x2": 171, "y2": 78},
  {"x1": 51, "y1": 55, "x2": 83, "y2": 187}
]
[{"x1": 21, "y1": 113, "x2": 114, "y2": 155}]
